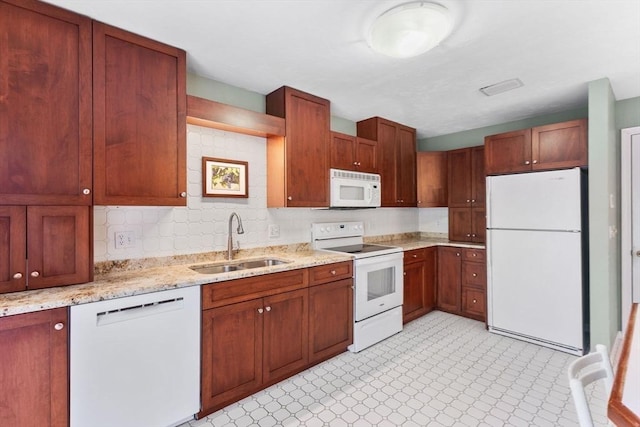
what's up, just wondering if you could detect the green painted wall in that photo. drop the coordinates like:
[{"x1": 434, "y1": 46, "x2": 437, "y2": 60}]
[
  {"x1": 588, "y1": 78, "x2": 620, "y2": 348},
  {"x1": 418, "y1": 107, "x2": 588, "y2": 151},
  {"x1": 616, "y1": 97, "x2": 640, "y2": 129}
]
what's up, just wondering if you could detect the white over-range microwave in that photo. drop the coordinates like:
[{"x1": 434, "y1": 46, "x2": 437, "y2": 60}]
[{"x1": 329, "y1": 168, "x2": 381, "y2": 208}]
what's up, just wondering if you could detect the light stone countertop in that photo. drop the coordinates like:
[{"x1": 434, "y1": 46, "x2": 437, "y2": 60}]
[{"x1": 0, "y1": 234, "x2": 485, "y2": 318}]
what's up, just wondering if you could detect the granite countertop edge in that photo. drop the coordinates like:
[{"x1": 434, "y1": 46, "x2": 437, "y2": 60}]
[{"x1": 0, "y1": 234, "x2": 485, "y2": 318}]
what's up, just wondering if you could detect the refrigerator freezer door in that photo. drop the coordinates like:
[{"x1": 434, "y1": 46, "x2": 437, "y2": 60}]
[
  {"x1": 487, "y1": 229, "x2": 583, "y2": 352},
  {"x1": 487, "y1": 168, "x2": 582, "y2": 231}
]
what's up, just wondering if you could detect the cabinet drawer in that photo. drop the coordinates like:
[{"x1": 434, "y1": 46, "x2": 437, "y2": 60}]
[
  {"x1": 462, "y1": 262, "x2": 486, "y2": 288},
  {"x1": 463, "y1": 248, "x2": 485, "y2": 263},
  {"x1": 309, "y1": 261, "x2": 352, "y2": 286},
  {"x1": 404, "y1": 248, "x2": 426, "y2": 264},
  {"x1": 202, "y1": 269, "x2": 308, "y2": 309},
  {"x1": 462, "y1": 287, "x2": 486, "y2": 319}
]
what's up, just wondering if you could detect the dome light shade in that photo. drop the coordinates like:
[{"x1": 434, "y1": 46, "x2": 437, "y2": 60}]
[{"x1": 368, "y1": 2, "x2": 453, "y2": 58}]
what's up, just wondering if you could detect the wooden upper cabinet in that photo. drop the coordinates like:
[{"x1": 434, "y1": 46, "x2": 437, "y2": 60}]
[
  {"x1": 532, "y1": 119, "x2": 588, "y2": 170},
  {"x1": 0, "y1": 308, "x2": 69, "y2": 427},
  {"x1": 0, "y1": 0, "x2": 92, "y2": 206},
  {"x1": 416, "y1": 152, "x2": 447, "y2": 208},
  {"x1": 93, "y1": 22, "x2": 187, "y2": 206},
  {"x1": 484, "y1": 129, "x2": 531, "y2": 175},
  {"x1": 330, "y1": 132, "x2": 378, "y2": 173},
  {"x1": 266, "y1": 86, "x2": 330, "y2": 207},
  {"x1": 485, "y1": 119, "x2": 587, "y2": 175},
  {"x1": 357, "y1": 117, "x2": 417, "y2": 207},
  {"x1": 448, "y1": 146, "x2": 485, "y2": 243},
  {"x1": 0, "y1": 206, "x2": 27, "y2": 293}
]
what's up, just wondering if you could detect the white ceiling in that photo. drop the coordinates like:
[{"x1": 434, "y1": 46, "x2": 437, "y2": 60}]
[{"x1": 44, "y1": 0, "x2": 640, "y2": 140}]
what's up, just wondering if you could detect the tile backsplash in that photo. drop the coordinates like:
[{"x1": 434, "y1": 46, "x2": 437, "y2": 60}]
[{"x1": 94, "y1": 125, "x2": 427, "y2": 262}]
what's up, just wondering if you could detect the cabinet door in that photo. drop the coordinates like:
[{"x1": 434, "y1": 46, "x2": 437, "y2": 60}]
[
  {"x1": 471, "y1": 208, "x2": 486, "y2": 243},
  {"x1": 0, "y1": 206, "x2": 26, "y2": 293},
  {"x1": 437, "y1": 247, "x2": 462, "y2": 313},
  {"x1": 532, "y1": 119, "x2": 587, "y2": 170},
  {"x1": 397, "y1": 125, "x2": 417, "y2": 206},
  {"x1": 462, "y1": 287, "x2": 486, "y2": 320},
  {"x1": 471, "y1": 146, "x2": 486, "y2": 208},
  {"x1": 355, "y1": 137, "x2": 378, "y2": 173},
  {"x1": 201, "y1": 299, "x2": 263, "y2": 413},
  {"x1": 330, "y1": 132, "x2": 357, "y2": 171},
  {"x1": 448, "y1": 207, "x2": 472, "y2": 242},
  {"x1": 309, "y1": 279, "x2": 353, "y2": 363},
  {"x1": 378, "y1": 121, "x2": 399, "y2": 206},
  {"x1": 416, "y1": 152, "x2": 448, "y2": 207},
  {"x1": 403, "y1": 258, "x2": 427, "y2": 323},
  {"x1": 447, "y1": 148, "x2": 472, "y2": 208},
  {"x1": 0, "y1": 308, "x2": 68, "y2": 427},
  {"x1": 484, "y1": 129, "x2": 532, "y2": 175},
  {"x1": 263, "y1": 289, "x2": 308, "y2": 383},
  {"x1": 26, "y1": 206, "x2": 91, "y2": 289},
  {"x1": 0, "y1": 0, "x2": 92, "y2": 206},
  {"x1": 93, "y1": 22, "x2": 187, "y2": 206}
]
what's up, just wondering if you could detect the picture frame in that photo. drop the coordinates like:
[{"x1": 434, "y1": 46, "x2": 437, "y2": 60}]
[{"x1": 202, "y1": 157, "x2": 248, "y2": 198}]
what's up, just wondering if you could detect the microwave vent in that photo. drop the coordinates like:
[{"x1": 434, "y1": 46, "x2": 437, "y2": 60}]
[{"x1": 330, "y1": 169, "x2": 380, "y2": 182}]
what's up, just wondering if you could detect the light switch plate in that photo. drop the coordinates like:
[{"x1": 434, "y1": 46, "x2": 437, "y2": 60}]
[{"x1": 268, "y1": 224, "x2": 280, "y2": 238}]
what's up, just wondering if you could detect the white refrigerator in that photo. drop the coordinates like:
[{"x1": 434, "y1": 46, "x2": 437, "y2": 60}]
[{"x1": 486, "y1": 167, "x2": 588, "y2": 356}]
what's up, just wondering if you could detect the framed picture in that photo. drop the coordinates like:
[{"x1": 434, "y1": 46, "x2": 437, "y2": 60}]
[{"x1": 202, "y1": 157, "x2": 248, "y2": 198}]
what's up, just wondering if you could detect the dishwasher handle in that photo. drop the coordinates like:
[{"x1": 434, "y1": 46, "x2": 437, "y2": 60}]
[{"x1": 96, "y1": 297, "x2": 184, "y2": 326}]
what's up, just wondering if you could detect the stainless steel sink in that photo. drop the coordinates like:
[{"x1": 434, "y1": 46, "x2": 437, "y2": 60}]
[{"x1": 189, "y1": 258, "x2": 290, "y2": 274}]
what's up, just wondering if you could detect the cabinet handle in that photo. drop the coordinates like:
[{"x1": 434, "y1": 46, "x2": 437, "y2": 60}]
[
  {"x1": 532, "y1": 160, "x2": 538, "y2": 164},
  {"x1": 82, "y1": 188, "x2": 91, "y2": 195},
  {"x1": 473, "y1": 273, "x2": 478, "y2": 277},
  {"x1": 472, "y1": 234, "x2": 476, "y2": 237},
  {"x1": 287, "y1": 196, "x2": 292, "y2": 201},
  {"x1": 466, "y1": 199, "x2": 471, "y2": 203},
  {"x1": 403, "y1": 272, "x2": 406, "y2": 276},
  {"x1": 54, "y1": 323, "x2": 64, "y2": 331},
  {"x1": 412, "y1": 254, "x2": 417, "y2": 258},
  {"x1": 471, "y1": 199, "x2": 475, "y2": 203},
  {"x1": 331, "y1": 270, "x2": 336, "y2": 275},
  {"x1": 466, "y1": 234, "x2": 471, "y2": 237},
  {"x1": 353, "y1": 162, "x2": 358, "y2": 165},
  {"x1": 525, "y1": 160, "x2": 531, "y2": 165},
  {"x1": 258, "y1": 308, "x2": 264, "y2": 314},
  {"x1": 180, "y1": 192, "x2": 187, "y2": 198},
  {"x1": 265, "y1": 306, "x2": 271, "y2": 312},
  {"x1": 472, "y1": 253, "x2": 477, "y2": 257},
  {"x1": 472, "y1": 299, "x2": 477, "y2": 304},
  {"x1": 30, "y1": 271, "x2": 40, "y2": 278},
  {"x1": 357, "y1": 162, "x2": 361, "y2": 166},
  {"x1": 13, "y1": 272, "x2": 23, "y2": 279},
  {"x1": 456, "y1": 253, "x2": 460, "y2": 257}
]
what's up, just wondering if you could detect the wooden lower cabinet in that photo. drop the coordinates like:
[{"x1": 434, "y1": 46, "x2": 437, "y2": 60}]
[
  {"x1": 200, "y1": 288, "x2": 307, "y2": 416},
  {"x1": 437, "y1": 246, "x2": 486, "y2": 322},
  {"x1": 200, "y1": 261, "x2": 352, "y2": 417},
  {"x1": 403, "y1": 247, "x2": 437, "y2": 323},
  {"x1": 0, "y1": 308, "x2": 68, "y2": 427}
]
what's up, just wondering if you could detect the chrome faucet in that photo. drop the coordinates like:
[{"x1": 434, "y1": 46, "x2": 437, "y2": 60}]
[{"x1": 227, "y1": 212, "x2": 245, "y2": 260}]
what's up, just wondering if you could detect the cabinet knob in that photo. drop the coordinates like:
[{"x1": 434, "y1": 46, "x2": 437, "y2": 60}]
[
  {"x1": 532, "y1": 160, "x2": 538, "y2": 164},
  {"x1": 472, "y1": 234, "x2": 476, "y2": 237},
  {"x1": 265, "y1": 306, "x2": 271, "y2": 312},
  {"x1": 456, "y1": 252, "x2": 460, "y2": 257},
  {"x1": 82, "y1": 188, "x2": 91, "y2": 195},
  {"x1": 287, "y1": 196, "x2": 292, "y2": 201},
  {"x1": 471, "y1": 199, "x2": 475, "y2": 203},
  {"x1": 330, "y1": 270, "x2": 336, "y2": 275},
  {"x1": 412, "y1": 254, "x2": 417, "y2": 258},
  {"x1": 30, "y1": 271, "x2": 40, "y2": 278},
  {"x1": 466, "y1": 199, "x2": 471, "y2": 203},
  {"x1": 353, "y1": 162, "x2": 358, "y2": 165},
  {"x1": 473, "y1": 273, "x2": 478, "y2": 277},
  {"x1": 258, "y1": 308, "x2": 264, "y2": 314},
  {"x1": 13, "y1": 272, "x2": 23, "y2": 279},
  {"x1": 403, "y1": 272, "x2": 406, "y2": 276},
  {"x1": 472, "y1": 253, "x2": 477, "y2": 257},
  {"x1": 180, "y1": 192, "x2": 187, "y2": 198},
  {"x1": 54, "y1": 323, "x2": 64, "y2": 331},
  {"x1": 357, "y1": 162, "x2": 361, "y2": 166},
  {"x1": 466, "y1": 234, "x2": 471, "y2": 237},
  {"x1": 472, "y1": 299, "x2": 477, "y2": 304},
  {"x1": 525, "y1": 160, "x2": 531, "y2": 165}
]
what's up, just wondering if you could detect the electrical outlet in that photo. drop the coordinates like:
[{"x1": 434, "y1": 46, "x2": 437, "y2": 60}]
[
  {"x1": 114, "y1": 231, "x2": 135, "y2": 249},
  {"x1": 268, "y1": 224, "x2": 280, "y2": 238}
]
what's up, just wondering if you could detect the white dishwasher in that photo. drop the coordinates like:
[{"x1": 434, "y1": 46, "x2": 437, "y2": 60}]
[{"x1": 70, "y1": 286, "x2": 200, "y2": 427}]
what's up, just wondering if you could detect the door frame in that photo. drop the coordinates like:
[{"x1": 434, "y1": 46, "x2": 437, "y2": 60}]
[{"x1": 621, "y1": 126, "x2": 640, "y2": 331}]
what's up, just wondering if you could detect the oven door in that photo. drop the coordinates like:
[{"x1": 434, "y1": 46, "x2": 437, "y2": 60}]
[{"x1": 353, "y1": 252, "x2": 403, "y2": 321}]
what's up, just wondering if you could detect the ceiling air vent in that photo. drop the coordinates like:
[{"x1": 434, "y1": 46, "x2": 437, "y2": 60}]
[{"x1": 479, "y1": 78, "x2": 524, "y2": 96}]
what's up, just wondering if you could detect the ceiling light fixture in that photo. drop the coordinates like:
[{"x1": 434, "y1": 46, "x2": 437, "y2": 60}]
[
  {"x1": 479, "y1": 78, "x2": 524, "y2": 96},
  {"x1": 368, "y1": 2, "x2": 453, "y2": 59}
]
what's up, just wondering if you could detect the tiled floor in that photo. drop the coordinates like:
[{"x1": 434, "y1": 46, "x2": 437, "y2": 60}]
[{"x1": 184, "y1": 311, "x2": 609, "y2": 427}]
